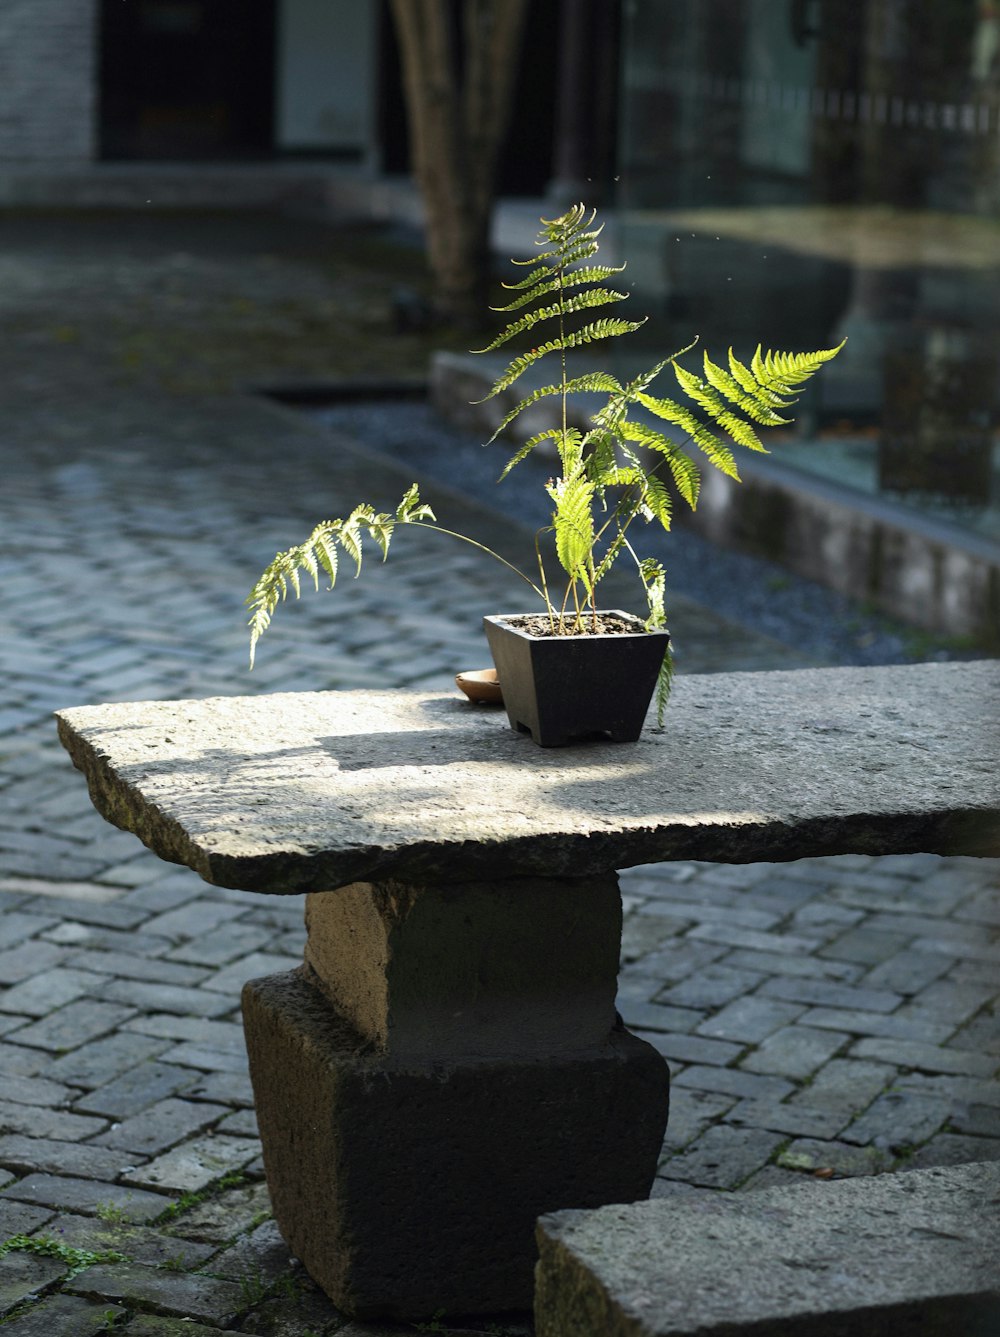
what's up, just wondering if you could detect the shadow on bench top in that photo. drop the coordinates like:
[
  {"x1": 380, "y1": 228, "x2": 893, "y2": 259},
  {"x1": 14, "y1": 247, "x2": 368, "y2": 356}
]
[{"x1": 56, "y1": 661, "x2": 1000, "y2": 893}]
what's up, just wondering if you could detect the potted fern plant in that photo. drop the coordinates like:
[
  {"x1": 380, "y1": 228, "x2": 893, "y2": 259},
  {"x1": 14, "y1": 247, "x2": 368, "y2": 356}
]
[{"x1": 248, "y1": 205, "x2": 842, "y2": 746}]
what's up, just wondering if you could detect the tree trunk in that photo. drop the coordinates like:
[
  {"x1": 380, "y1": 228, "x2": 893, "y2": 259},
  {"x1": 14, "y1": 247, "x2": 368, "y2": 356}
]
[{"x1": 389, "y1": 0, "x2": 529, "y2": 328}]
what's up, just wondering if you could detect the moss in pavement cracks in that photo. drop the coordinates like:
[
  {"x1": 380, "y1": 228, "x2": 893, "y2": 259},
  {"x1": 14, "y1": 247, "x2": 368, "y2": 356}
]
[{"x1": 0, "y1": 1230, "x2": 129, "y2": 1278}]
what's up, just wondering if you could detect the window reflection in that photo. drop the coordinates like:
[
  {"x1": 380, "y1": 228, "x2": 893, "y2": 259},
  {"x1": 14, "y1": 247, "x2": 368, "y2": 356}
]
[{"x1": 618, "y1": 0, "x2": 999, "y2": 540}]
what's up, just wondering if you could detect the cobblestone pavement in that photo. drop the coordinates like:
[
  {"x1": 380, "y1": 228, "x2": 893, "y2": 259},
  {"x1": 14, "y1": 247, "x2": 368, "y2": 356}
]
[{"x1": 0, "y1": 213, "x2": 997, "y2": 1335}]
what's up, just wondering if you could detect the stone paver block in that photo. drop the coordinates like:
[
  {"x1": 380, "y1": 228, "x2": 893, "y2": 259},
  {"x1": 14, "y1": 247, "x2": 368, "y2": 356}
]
[
  {"x1": 0, "y1": 942, "x2": 65, "y2": 987},
  {"x1": 7, "y1": 1000, "x2": 136, "y2": 1053},
  {"x1": 725, "y1": 1098, "x2": 846, "y2": 1140},
  {"x1": 840, "y1": 1090, "x2": 952, "y2": 1149},
  {"x1": 0, "y1": 1293, "x2": 127, "y2": 1336},
  {"x1": 182, "y1": 1070, "x2": 255, "y2": 1108},
  {"x1": 949, "y1": 1104, "x2": 1000, "y2": 1138},
  {"x1": 659, "y1": 1089, "x2": 737, "y2": 1151},
  {"x1": 34, "y1": 1211, "x2": 217, "y2": 1270},
  {"x1": 44, "y1": 1032, "x2": 170, "y2": 1088},
  {"x1": 99, "y1": 977, "x2": 234, "y2": 1017},
  {"x1": 0, "y1": 1135, "x2": 142, "y2": 1182},
  {"x1": 0, "y1": 1099, "x2": 107, "y2": 1143},
  {"x1": 63, "y1": 948, "x2": 209, "y2": 988},
  {"x1": 123, "y1": 1133, "x2": 260, "y2": 1193},
  {"x1": 632, "y1": 1029, "x2": 743, "y2": 1067},
  {"x1": 0, "y1": 1200, "x2": 54, "y2": 1236},
  {"x1": 741, "y1": 1024, "x2": 850, "y2": 1080},
  {"x1": 197, "y1": 950, "x2": 303, "y2": 995},
  {"x1": 72, "y1": 1060, "x2": 196, "y2": 1119},
  {"x1": 851, "y1": 1036, "x2": 998, "y2": 1078},
  {"x1": 758, "y1": 973, "x2": 902, "y2": 1012},
  {"x1": 66, "y1": 1261, "x2": 245, "y2": 1326},
  {"x1": 0, "y1": 967, "x2": 111, "y2": 1016},
  {"x1": 1, "y1": 1173, "x2": 168, "y2": 1222},
  {"x1": 208, "y1": 1217, "x2": 295, "y2": 1285},
  {"x1": 122, "y1": 1013, "x2": 246, "y2": 1051},
  {"x1": 658, "y1": 965, "x2": 767, "y2": 1011},
  {"x1": 907, "y1": 1132, "x2": 1000, "y2": 1169},
  {"x1": 861, "y1": 947, "x2": 959, "y2": 995},
  {"x1": 791, "y1": 1053, "x2": 898, "y2": 1117},
  {"x1": 658, "y1": 1124, "x2": 784, "y2": 1189},
  {"x1": 799, "y1": 1006, "x2": 954, "y2": 1044},
  {"x1": 165, "y1": 1179, "x2": 272, "y2": 1243},
  {"x1": 0, "y1": 1249, "x2": 67, "y2": 1317},
  {"x1": 96, "y1": 1096, "x2": 230, "y2": 1156},
  {"x1": 695, "y1": 994, "x2": 805, "y2": 1043},
  {"x1": 158, "y1": 1042, "x2": 250, "y2": 1073},
  {"x1": 242, "y1": 967, "x2": 669, "y2": 1318},
  {"x1": 535, "y1": 1162, "x2": 1000, "y2": 1337},
  {"x1": 777, "y1": 1137, "x2": 893, "y2": 1177},
  {"x1": 0, "y1": 1072, "x2": 76, "y2": 1108},
  {"x1": 672, "y1": 1064, "x2": 794, "y2": 1103}
]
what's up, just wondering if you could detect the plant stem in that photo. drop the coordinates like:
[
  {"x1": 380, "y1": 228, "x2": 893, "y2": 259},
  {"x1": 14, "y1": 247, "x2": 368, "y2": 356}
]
[{"x1": 410, "y1": 521, "x2": 546, "y2": 603}]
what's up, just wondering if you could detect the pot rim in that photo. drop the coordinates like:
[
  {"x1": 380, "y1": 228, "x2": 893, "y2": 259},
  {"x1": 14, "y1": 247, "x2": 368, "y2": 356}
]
[{"x1": 484, "y1": 610, "x2": 668, "y2": 642}]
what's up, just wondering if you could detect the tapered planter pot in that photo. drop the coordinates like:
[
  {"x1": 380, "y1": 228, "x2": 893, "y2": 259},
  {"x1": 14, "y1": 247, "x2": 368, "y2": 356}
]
[{"x1": 484, "y1": 611, "x2": 670, "y2": 747}]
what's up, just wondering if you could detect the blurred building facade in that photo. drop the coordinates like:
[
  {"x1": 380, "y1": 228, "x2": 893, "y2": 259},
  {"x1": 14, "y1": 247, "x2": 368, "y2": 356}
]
[{"x1": 2, "y1": 0, "x2": 996, "y2": 638}]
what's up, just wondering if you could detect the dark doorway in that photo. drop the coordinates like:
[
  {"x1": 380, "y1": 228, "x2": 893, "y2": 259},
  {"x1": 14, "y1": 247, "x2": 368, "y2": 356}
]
[{"x1": 99, "y1": 0, "x2": 276, "y2": 160}]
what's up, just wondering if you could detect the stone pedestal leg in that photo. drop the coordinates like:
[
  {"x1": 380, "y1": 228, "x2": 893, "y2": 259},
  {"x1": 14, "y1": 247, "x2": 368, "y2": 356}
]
[{"x1": 241, "y1": 873, "x2": 670, "y2": 1320}]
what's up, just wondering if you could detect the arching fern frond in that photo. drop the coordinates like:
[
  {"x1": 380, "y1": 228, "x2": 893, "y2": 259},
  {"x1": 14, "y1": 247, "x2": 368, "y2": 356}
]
[
  {"x1": 247, "y1": 486, "x2": 434, "y2": 668},
  {"x1": 751, "y1": 342, "x2": 846, "y2": 397}
]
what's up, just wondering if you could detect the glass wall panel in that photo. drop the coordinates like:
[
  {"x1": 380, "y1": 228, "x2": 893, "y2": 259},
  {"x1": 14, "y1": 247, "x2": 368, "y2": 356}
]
[{"x1": 617, "y1": 0, "x2": 1000, "y2": 540}]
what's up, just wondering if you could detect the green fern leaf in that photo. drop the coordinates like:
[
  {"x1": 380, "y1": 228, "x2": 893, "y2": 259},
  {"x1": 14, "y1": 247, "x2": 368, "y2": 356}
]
[
  {"x1": 486, "y1": 319, "x2": 645, "y2": 398},
  {"x1": 312, "y1": 530, "x2": 338, "y2": 583},
  {"x1": 548, "y1": 471, "x2": 595, "y2": 581},
  {"x1": 485, "y1": 373, "x2": 622, "y2": 443},
  {"x1": 636, "y1": 392, "x2": 741, "y2": 480},
  {"x1": 621, "y1": 421, "x2": 702, "y2": 508},
  {"x1": 703, "y1": 352, "x2": 790, "y2": 426},
  {"x1": 751, "y1": 341, "x2": 845, "y2": 396},
  {"x1": 492, "y1": 266, "x2": 624, "y2": 313},
  {"x1": 475, "y1": 287, "x2": 629, "y2": 354}
]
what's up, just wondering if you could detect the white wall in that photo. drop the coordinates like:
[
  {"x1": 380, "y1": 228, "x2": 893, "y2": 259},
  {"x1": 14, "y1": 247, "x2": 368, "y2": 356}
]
[
  {"x1": 0, "y1": 0, "x2": 97, "y2": 162},
  {"x1": 275, "y1": 0, "x2": 376, "y2": 157}
]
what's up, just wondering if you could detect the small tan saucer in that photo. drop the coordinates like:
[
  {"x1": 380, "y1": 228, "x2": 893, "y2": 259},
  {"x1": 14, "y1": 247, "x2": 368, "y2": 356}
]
[{"x1": 455, "y1": 668, "x2": 503, "y2": 704}]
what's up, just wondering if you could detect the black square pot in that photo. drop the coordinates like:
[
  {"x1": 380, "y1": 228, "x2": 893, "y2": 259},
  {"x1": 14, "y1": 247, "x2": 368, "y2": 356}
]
[{"x1": 483, "y1": 612, "x2": 670, "y2": 747}]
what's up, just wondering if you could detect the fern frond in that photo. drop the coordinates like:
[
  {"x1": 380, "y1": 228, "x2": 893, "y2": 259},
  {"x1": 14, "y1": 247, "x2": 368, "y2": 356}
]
[
  {"x1": 492, "y1": 265, "x2": 624, "y2": 313},
  {"x1": 642, "y1": 472, "x2": 674, "y2": 530},
  {"x1": 485, "y1": 373, "x2": 622, "y2": 443},
  {"x1": 751, "y1": 341, "x2": 845, "y2": 396},
  {"x1": 486, "y1": 319, "x2": 646, "y2": 398},
  {"x1": 703, "y1": 352, "x2": 790, "y2": 426},
  {"x1": 247, "y1": 489, "x2": 434, "y2": 668},
  {"x1": 621, "y1": 422, "x2": 701, "y2": 509},
  {"x1": 499, "y1": 428, "x2": 564, "y2": 479},
  {"x1": 547, "y1": 471, "x2": 595, "y2": 582},
  {"x1": 727, "y1": 348, "x2": 795, "y2": 408},
  {"x1": 673, "y1": 362, "x2": 768, "y2": 453},
  {"x1": 636, "y1": 393, "x2": 741, "y2": 480},
  {"x1": 475, "y1": 287, "x2": 629, "y2": 353}
]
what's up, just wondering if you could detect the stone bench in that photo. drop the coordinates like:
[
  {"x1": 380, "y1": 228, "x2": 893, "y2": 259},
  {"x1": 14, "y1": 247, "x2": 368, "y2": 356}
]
[
  {"x1": 535, "y1": 1161, "x2": 1000, "y2": 1336},
  {"x1": 55, "y1": 661, "x2": 1000, "y2": 1320}
]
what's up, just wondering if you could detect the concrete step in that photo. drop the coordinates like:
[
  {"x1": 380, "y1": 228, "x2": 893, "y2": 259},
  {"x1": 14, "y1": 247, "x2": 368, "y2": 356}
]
[{"x1": 535, "y1": 1161, "x2": 1000, "y2": 1336}]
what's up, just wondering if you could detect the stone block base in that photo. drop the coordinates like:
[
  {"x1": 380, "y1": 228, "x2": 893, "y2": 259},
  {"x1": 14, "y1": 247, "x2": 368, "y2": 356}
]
[{"x1": 241, "y1": 969, "x2": 670, "y2": 1320}]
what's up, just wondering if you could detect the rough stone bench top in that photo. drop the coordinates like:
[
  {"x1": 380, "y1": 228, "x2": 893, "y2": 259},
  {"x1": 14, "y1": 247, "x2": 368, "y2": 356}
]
[
  {"x1": 534, "y1": 1161, "x2": 1000, "y2": 1336},
  {"x1": 56, "y1": 661, "x2": 1000, "y2": 894}
]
